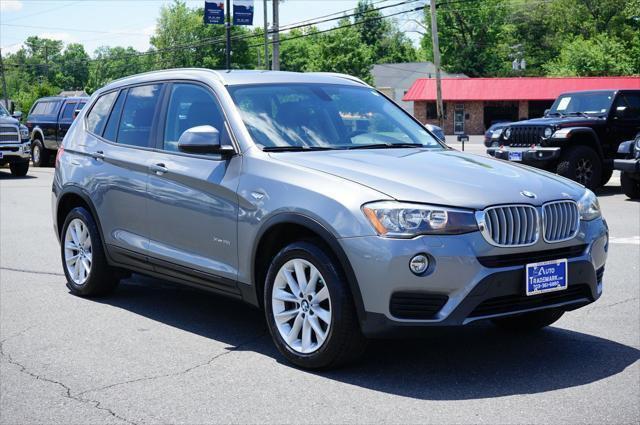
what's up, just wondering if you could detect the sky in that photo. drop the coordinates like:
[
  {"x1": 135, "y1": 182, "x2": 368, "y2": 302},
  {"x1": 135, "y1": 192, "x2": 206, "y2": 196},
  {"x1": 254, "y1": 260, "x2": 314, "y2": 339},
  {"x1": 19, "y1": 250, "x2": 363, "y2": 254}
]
[{"x1": 0, "y1": 0, "x2": 425, "y2": 56}]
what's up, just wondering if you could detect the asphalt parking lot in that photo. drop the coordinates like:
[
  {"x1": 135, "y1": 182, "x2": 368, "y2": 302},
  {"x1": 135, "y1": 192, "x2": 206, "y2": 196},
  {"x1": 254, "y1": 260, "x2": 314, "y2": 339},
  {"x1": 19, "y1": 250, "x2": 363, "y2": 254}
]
[{"x1": 1, "y1": 141, "x2": 638, "y2": 424}]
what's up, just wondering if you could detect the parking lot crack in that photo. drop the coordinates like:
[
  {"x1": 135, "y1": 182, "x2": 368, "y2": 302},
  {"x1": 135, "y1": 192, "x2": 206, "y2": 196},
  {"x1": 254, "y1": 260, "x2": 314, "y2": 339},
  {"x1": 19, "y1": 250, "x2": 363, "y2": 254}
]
[
  {"x1": 0, "y1": 337, "x2": 138, "y2": 425},
  {"x1": 76, "y1": 331, "x2": 267, "y2": 397},
  {"x1": 0, "y1": 266, "x2": 64, "y2": 277}
]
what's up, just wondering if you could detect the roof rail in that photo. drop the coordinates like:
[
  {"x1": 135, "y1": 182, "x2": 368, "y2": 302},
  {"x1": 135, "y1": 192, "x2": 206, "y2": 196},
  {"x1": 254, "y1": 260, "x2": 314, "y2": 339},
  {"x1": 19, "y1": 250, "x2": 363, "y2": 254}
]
[
  {"x1": 307, "y1": 72, "x2": 370, "y2": 87},
  {"x1": 107, "y1": 68, "x2": 226, "y2": 86}
]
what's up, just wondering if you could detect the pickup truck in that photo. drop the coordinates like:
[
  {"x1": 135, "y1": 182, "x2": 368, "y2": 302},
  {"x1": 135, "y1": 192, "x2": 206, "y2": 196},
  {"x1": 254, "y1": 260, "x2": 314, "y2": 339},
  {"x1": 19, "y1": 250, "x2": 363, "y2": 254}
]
[
  {"x1": 0, "y1": 103, "x2": 31, "y2": 176},
  {"x1": 26, "y1": 96, "x2": 88, "y2": 167}
]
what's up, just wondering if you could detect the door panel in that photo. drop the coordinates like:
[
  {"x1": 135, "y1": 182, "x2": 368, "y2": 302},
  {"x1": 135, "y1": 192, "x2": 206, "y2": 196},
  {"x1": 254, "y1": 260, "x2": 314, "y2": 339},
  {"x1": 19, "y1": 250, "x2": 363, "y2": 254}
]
[
  {"x1": 57, "y1": 102, "x2": 77, "y2": 146},
  {"x1": 146, "y1": 153, "x2": 241, "y2": 281}
]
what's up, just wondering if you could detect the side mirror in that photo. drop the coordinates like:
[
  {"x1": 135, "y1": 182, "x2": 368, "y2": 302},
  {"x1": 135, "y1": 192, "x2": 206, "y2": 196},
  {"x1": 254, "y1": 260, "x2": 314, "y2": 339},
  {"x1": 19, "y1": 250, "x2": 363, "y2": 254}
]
[
  {"x1": 614, "y1": 106, "x2": 628, "y2": 119},
  {"x1": 177, "y1": 125, "x2": 234, "y2": 156},
  {"x1": 543, "y1": 109, "x2": 550, "y2": 117},
  {"x1": 72, "y1": 109, "x2": 81, "y2": 120},
  {"x1": 12, "y1": 111, "x2": 22, "y2": 120}
]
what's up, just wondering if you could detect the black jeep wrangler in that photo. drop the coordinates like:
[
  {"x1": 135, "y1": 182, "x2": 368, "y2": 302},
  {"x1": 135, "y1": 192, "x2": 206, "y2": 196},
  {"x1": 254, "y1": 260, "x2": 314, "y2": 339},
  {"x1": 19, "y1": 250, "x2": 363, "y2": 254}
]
[
  {"x1": 614, "y1": 133, "x2": 640, "y2": 199},
  {"x1": 488, "y1": 90, "x2": 640, "y2": 189}
]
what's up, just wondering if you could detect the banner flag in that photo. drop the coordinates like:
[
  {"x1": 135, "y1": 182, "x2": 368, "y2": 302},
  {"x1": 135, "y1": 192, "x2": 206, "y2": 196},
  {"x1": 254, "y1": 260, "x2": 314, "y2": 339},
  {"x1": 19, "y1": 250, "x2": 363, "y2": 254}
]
[
  {"x1": 233, "y1": 0, "x2": 254, "y2": 26},
  {"x1": 204, "y1": 1, "x2": 225, "y2": 25}
]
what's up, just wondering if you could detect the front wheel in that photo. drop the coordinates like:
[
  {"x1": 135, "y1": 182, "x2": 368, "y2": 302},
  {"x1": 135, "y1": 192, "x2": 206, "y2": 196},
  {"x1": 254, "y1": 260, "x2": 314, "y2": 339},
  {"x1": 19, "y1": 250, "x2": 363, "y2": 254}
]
[
  {"x1": 31, "y1": 140, "x2": 50, "y2": 167},
  {"x1": 621, "y1": 172, "x2": 640, "y2": 199},
  {"x1": 61, "y1": 207, "x2": 119, "y2": 297},
  {"x1": 492, "y1": 309, "x2": 564, "y2": 331},
  {"x1": 9, "y1": 161, "x2": 29, "y2": 177},
  {"x1": 556, "y1": 146, "x2": 602, "y2": 189},
  {"x1": 264, "y1": 241, "x2": 366, "y2": 369}
]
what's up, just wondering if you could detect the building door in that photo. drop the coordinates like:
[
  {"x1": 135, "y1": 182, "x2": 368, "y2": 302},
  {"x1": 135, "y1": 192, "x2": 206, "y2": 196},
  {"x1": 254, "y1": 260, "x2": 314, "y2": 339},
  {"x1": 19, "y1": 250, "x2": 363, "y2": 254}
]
[{"x1": 454, "y1": 104, "x2": 464, "y2": 134}]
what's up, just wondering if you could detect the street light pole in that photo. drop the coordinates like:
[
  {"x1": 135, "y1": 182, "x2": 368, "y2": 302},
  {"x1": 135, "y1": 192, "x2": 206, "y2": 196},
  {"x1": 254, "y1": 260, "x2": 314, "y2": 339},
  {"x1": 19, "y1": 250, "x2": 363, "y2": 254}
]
[
  {"x1": 429, "y1": 0, "x2": 444, "y2": 129},
  {"x1": 272, "y1": 0, "x2": 280, "y2": 71},
  {"x1": 263, "y1": 0, "x2": 269, "y2": 70}
]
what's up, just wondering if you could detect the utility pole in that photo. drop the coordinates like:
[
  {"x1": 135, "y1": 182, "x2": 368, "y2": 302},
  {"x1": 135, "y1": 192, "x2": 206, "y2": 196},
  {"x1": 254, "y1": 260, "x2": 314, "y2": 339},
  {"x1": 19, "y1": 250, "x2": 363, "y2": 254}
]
[
  {"x1": 271, "y1": 0, "x2": 280, "y2": 71},
  {"x1": 225, "y1": 0, "x2": 231, "y2": 69},
  {"x1": 263, "y1": 0, "x2": 270, "y2": 70},
  {"x1": 0, "y1": 49, "x2": 9, "y2": 111},
  {"x1": 429, "y1": 0, "x2": 444, "y2": 129}
]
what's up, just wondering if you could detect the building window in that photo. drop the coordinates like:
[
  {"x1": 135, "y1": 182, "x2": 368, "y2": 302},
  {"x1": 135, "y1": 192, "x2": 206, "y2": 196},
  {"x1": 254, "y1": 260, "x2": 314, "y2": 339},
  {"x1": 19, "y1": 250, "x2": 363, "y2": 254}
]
[{"x1": 426, "y1": 102, "x2": 446, "y2": 119}]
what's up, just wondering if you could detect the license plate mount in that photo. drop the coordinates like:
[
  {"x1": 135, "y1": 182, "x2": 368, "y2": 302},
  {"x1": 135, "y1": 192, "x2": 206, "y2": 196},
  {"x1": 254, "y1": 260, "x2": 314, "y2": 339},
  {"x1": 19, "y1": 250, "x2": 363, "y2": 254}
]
[
  {"x1": 526, "y1": 259, "x2": 568, "y2": 296},
  {"x1": 508, "y1": 151, "x2": 523, "y2": 161}
]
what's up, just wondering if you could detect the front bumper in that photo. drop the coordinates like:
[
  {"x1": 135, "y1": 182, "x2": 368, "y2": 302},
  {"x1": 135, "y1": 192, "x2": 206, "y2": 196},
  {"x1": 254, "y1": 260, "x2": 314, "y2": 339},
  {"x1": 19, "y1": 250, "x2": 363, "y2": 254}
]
[
  {"x1": 613, "y1": 158, "x2": 640, "y2": 174},
  {"x1": 487, "y1": 146, "x2": 561, "y2": 163},
  {"x1": 0, "y1": 141, "x2": 31, "y2": 162},
  {"x1": 340, "y1": 218, "x2": 608, "y2": 337}
]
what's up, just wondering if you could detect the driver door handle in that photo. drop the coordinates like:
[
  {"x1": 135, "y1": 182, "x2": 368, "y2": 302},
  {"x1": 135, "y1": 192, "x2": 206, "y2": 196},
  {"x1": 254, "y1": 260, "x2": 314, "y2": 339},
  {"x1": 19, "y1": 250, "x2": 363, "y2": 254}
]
[
  {"x1": 149, "y1": 163, "x2": 168, "y2": 175},
  {"x1": 91, "y1": 150, "x2": 105, "y2": 160}
]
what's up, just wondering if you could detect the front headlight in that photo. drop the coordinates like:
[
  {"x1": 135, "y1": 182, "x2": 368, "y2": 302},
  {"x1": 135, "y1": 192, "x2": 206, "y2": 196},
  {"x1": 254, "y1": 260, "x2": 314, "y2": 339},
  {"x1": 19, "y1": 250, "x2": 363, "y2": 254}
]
[
  {"x1": 635, "y1": 137, "x2": 640, "y2": 152},
  {"x1": 362, "y1": 201, "x2": 478, "y2": 238},
  {"x1": 577, "y1": 189, "x2": 601, "y2": 221},
  {"x1": 543, "y1": 126, "x2": 553, "y2": 138},
  {"x1": 504, "y1": 128, "x2": 512, "y2": 139},
  {"x1": 19, "y1": 126, "x2": 29, "y2": 139},
  {"x1": 491, "y1": 128, "x2": 504, "y2": 139}
]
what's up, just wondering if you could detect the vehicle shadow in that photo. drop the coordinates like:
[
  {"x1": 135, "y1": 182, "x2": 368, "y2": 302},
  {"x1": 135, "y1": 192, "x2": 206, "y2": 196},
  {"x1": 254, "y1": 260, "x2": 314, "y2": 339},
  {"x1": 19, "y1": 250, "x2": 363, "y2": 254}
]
[
  {"x1": 97, "y1": 275, "x2": 640, "y2": 401},
  {"x1": 594, "y1": 185, "x2": 622, "y2": 197},
  {"x1": 0, "y1": 170, "x2": 37, "y2": 179}
]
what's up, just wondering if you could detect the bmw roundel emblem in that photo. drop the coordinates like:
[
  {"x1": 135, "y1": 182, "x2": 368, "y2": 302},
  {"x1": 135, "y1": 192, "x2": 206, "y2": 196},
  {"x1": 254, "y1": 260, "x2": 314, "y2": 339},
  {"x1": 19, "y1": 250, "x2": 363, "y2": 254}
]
[{"x1": 521, "y1": 191, "x2": 537, "y2": 199}]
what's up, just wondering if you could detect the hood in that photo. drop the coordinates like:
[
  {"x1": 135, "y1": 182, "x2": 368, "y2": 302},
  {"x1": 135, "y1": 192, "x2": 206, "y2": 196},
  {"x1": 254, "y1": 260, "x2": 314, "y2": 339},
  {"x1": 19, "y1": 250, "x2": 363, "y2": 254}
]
[
  {"x1": 274, "y1": 148, "x2": 585, "y2": 209},
  {"x1": 510, "y1": 116, "x2": 605, "y2": 128},
  {"x1": 0, "y1": 115, "x2": 20, "y2": 126}
]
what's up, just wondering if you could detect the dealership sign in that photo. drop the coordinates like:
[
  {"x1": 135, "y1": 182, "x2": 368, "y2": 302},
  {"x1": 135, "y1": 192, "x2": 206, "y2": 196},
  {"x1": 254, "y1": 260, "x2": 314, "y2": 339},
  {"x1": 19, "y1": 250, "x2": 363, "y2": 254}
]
[
  {"x1": 204, "y1": 1, "x2": 225, "y2": 24},
  {"x1": 233, "y1": 0, "x2": 254, "y2": 25}
]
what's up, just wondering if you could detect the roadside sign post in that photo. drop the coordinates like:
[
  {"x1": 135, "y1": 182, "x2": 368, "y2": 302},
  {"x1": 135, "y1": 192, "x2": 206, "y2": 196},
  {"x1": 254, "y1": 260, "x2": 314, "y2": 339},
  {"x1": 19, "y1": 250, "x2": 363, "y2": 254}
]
[{"x1": 205, "y1": 1, "x2": 254, "y2": 70}]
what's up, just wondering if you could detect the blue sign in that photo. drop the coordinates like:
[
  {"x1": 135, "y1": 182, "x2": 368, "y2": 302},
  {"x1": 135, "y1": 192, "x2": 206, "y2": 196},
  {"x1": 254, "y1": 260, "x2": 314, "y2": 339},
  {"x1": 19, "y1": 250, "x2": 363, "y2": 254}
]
[
  {"x1": 204, "y1": 1, "x2": 225, "y2": 25},
  {"x1": 526, "y1": 259, "x2": 568, "y2": 296},
  {"x1": 233, "y1": 0, "x2": 254, "y2": 25}
]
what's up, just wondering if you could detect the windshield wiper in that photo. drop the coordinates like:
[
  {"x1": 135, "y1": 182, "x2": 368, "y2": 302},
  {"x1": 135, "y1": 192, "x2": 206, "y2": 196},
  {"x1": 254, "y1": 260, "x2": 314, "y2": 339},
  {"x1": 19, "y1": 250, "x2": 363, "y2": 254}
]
[
  {"x1": 262, "y1": 146, "x2": 335, "y2": 152},
  {"x1": 346, "y1": 143, "x2": 424, "y2": 150}
]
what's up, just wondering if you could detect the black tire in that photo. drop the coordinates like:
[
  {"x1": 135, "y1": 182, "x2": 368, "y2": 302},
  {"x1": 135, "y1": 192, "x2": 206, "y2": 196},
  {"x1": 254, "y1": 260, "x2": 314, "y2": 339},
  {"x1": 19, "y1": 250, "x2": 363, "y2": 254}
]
[
  {"x1": 491, "y1": 309, "x2": 564, "y2": 331},
  {"x1": 556, "y1": 145, "x2": 602, "y2": 189},
  {"x1": 60, "y1": 207, "x2": 119, "y2": 297},
  {"x1": 264, "y1": 240, "x2": 366, "y2": 369},
  {"x1": 621, "y1": 172, "x2": 640, "y2": 199},
  {"x1": 600, "y1": 165, "x2": 614, "y2": 187},
  {"x1": 31, "y1": 139, "x2": 50, "y2": 167},
  {"x1": 9, "y1": 161, "x2": 29, "y2": 177}
]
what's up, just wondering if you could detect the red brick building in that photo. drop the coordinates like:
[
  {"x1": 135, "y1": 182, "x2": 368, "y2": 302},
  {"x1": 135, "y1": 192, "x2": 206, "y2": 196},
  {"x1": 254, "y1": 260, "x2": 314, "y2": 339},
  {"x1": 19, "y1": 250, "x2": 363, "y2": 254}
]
[{"x1": 403, "y1": 76, "x2": 640, "y2": 135}]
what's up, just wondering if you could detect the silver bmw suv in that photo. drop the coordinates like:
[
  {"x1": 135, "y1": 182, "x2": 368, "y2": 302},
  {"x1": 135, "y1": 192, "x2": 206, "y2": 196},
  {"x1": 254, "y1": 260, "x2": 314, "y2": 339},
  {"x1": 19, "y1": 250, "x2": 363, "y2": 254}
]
[{"x1": 52, "y1": 69, "x2": 608, "y2": 369}]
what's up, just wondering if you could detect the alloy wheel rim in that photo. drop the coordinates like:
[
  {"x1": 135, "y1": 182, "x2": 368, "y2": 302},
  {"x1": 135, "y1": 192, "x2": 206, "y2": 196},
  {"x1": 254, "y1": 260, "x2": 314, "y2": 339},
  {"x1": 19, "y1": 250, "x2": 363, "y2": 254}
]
[
  {"x1": 271, "y1": 259, "x2": 332, "y2": 354},
  {"x1": 576, "y1": 158, "x2": 593, "y2": 185},
  {"x1": 64, "y1": 218, "x2": 92, "y2": 285},
  {"x1": 33, "y1": 145, "x2": 40, "y2": 164}
]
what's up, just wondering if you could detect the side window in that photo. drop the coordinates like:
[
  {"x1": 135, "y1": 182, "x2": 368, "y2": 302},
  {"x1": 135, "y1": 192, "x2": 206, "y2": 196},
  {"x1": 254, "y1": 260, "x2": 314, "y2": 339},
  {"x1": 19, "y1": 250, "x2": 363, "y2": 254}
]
[
  {"x1": 77, "y1": 102, "x2": 86, "y2": 110},
  {"x1": 614, "y1": 94, "x2": 640, "y2": 120},
  {"x1": 117, "y1": 84, "x2": 162, "y2": 148},
  {"x1": 103, "y1": 90, "x2": 127, "y2": 142},
  {"x1": 86, "y1": 91, "x2": 118, "y2": 135},
  {"x1": 30, "y1": 102, "x2": 46, "y2": 115},
  {"x1": 60, "y1": 102, "x2": 77, "y2": 120},
  {"x1": 163, "y1": 83, "x2": 227, "y2": 152}
]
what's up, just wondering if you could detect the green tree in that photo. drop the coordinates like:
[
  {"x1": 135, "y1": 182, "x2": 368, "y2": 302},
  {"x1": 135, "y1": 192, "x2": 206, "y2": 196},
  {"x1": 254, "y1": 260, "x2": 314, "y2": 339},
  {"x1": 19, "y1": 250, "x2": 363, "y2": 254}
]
[
  {"x1": 544, "y1": 35, "x2": 636, "y2": 76},
  {"x1": 280, "y1": 28, "x2": 320, "y2": 72},
  {"x1": 57, "y1": 43, "x2": 90, "y2": 90}
]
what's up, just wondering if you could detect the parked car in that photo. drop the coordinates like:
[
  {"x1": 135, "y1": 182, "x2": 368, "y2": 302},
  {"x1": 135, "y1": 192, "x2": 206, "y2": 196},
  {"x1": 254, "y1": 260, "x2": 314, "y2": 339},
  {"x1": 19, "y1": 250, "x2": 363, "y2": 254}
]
[
  {"x1": 0, "y1": 103, "x2": 31, "y2": 176},
  {"x1": 487, "y1": 90, "x2": 640, "y2": 189},
  {"x1": 614, "y1": 133, "x2": 640, "y2": 199},
  {"x1": 425, "y1": 123, "x2": 445, "y2": 142},
  {"x1": 53, "y1": 69, "x2": 608, "y2": 369},
  {"x1": 26, "y1": 96, "x2": 88, "y2": 167},
  {"x1": 484, "y1": 122, "x2": 511, "y2": 147}
]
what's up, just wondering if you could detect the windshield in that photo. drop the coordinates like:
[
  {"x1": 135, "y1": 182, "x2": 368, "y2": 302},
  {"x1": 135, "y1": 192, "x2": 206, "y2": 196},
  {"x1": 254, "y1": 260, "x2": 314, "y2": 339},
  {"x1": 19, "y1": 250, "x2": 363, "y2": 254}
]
[
  {"x1": 0, "y1": 103, "x2": 8, "y2": 117},
  {"x1": 549, "y1": 92, "x2": 614, "y2": 116},
  {"x1": 227, "y1": 84, "x2": 443, "y2": 150}
]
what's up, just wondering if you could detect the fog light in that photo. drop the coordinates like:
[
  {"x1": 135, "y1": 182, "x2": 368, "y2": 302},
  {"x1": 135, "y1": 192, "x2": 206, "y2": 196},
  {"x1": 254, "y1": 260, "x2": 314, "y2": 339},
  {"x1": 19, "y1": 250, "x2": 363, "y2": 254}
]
[{"x1": 409, "y1": 254, "x2": 429, "y2": 275}]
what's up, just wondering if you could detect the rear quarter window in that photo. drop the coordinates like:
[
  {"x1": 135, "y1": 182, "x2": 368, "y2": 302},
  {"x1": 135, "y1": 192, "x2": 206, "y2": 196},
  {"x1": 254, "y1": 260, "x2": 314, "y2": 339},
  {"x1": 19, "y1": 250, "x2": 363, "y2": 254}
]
[{"x1": 86, "y1": 92, "x2": 118, "y2": 135}]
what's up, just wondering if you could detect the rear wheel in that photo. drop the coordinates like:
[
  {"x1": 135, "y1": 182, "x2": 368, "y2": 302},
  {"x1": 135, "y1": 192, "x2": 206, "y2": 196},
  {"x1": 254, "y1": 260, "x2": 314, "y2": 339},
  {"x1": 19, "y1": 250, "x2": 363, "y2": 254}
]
[
  {"x1": 264, "y1": 241, "x2": 366, "y2": 369},
  {"x1": 492, "y1": 309, "x2": 564, "y2": 331},
  {"x1": 621, "y1": 172, "x2": 640, "y2": 199},
  {"x1": 31, "y1": 139, "x2": 50, "y2": 167},
  {"x1": 556, "y1": 146, "x2": 602, "y2": 189},
  {"x1": 9, "y1": 161, "x2": 29, "y2": 177},
  {"x1": 61, "y1": 207, "x2": 119, "y2": 297}
]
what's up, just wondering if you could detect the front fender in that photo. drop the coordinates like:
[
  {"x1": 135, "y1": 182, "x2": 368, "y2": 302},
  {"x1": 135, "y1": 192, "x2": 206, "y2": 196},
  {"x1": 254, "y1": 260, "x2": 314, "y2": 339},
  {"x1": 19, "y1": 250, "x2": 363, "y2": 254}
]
[{"x1": 550, "y1": 127, "x2": 603, "y2": 157}]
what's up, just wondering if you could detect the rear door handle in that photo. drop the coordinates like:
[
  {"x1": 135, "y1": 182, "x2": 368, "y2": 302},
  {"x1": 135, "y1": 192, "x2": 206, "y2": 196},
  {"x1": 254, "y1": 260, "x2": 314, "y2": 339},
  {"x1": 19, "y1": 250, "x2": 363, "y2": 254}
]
[
  {"x1": 91, "y1": 150, "x2": 105, "y2": 160},
  {"x1": 149, "y1": 163, "x2": 168, "y2": 175}
]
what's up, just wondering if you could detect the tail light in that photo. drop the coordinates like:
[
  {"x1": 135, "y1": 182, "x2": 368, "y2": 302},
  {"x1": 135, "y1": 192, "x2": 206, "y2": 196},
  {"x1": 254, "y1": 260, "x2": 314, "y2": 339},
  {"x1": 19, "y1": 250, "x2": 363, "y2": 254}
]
[{"x1": 55, "y1": 146, "x2": 64, "y2": 168}]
